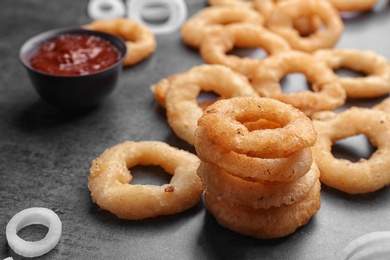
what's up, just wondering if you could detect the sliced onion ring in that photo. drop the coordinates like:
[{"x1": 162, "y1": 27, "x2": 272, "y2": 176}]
[
  {"x1": 340, "y1": 231, "x2": 390, "y2": 259},
  {"x1": 127, "y1": 0, "x2": 188, "y2": 35},
  {"x1": 87, "y1": 0, "x2": 126, "y2": 20},
  {"x1": 6, "y1": 207, "x2": 62, "y2": 258}
]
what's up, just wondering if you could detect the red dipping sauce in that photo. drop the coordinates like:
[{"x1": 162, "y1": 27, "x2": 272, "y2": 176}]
[{"x1": 30, "y1": 34, "x2": 121, "y2": 76}]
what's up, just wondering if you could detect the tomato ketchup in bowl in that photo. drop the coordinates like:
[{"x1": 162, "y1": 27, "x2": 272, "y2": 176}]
[{"x1": 19, "y1": 27, "x2": 127, "y2": 109}]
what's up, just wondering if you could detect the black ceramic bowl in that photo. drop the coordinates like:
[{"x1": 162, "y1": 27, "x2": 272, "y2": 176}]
[{"x1": 19, "y1": 27, "x2": 127, "y2": 109}]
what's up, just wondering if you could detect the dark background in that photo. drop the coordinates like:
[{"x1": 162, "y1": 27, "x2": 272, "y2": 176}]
[{"x1": 1, "y1": 0, "x2": 390, "y2": 259}]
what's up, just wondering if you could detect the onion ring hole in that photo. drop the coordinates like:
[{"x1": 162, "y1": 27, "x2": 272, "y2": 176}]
[
  {"x1": 18, "y1": 224, "x2": 49, "y2": 242},
  {"x1": 293, "y1": 20, "x2": 325, "y2": 38},
  {"x1": 335, "y1": 67, "x2": 367, "y2": 79},
  {"x1": 227, "y1": 47, "x2": 268, "y2": 61},
  {"x1": 5, "y1": 207, "x2": 62, "y2": 258},
  {"x1": 129, "y1": 165, "x2": 172, "y2": 186},
  {"x1": 140, "y1": 2, "x2": 170, "y2": 24},
  {"x1": 197, "y1": 91, "x2": 219, "y2": 110},
  {"x1": 331, "y1": 134, "x2": 376, "y2": 163},
  {"x1": 87, "y1": 0, "x2": 126, "y2": 20},
  {"x1": 280, "y1": 73, "x2": 311, "y2": 94}
]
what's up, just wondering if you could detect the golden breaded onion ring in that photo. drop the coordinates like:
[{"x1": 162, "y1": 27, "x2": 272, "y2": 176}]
[
  {"x1": 251, "y1": 50, "x2": 346, "y2": 116},
  {"x1": 198, "y1": 160, "x2": 320, "y2": 209},
  {"x1": 266, "y1": 0, "x2": 344, "y2": 52},
  {"x1": 200, "y1": 23, "x2": 291, "y2": 78},
  {"x1": 254, "y1": 0, "x2": 322, "y2": 37},
  {"x1": 194, "y1": 126, "x2": 313, "y2": 182},
  {"x1": 181, "y1": 6, "x2": 264, "y2": 48},
  {"x1": 163, "y1": 64, "x2": 258, "y2": 145},
  {"x1": 88, "y1": 141, "x2": 202, "y2": 220},
  {"x1": 197, "y1": 96, "x2": 317, "y2": 158},
  {"x1": 84, "y1": 18, "x2": 156, "y2": 66},
  {"x1": 314, "y1": 48, "x2": 390, "y2": 98},
  {"x1": 312, "y1": 107, "x2": 390, "y2": 194}
]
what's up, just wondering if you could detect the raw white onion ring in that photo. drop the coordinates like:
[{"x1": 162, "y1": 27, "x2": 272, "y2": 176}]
[
  {"x1": 339, "y1": 231, "x2": 390, "y2": 259},
  {"x1": 140, "y1": 3, "x2": 170, "y2": 23},
  {"x1": 127, "y1": 0, "x2": 188, "y2": 35},
  {"x1": 88, "y1": 0, "x2": 126, "y2": 20},
  {"x1": 5, "y1": 207, "x2": 62, "y2": 258}
]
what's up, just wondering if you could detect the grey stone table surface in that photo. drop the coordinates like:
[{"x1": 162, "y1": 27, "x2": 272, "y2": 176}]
[{"x1": 1, "y1": 0, "x2": 390, "y2": 259}]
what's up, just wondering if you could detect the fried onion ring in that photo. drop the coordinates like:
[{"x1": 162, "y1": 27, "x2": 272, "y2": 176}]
[
  {"x1": 251, "y1": 50, "x2": 346, "y2": 116},
  {"x1": 194, "y1": 126, "x2": 313, "y2": 182},
  {"x1": 266, "y1": 0, "x2": 344, "y2": 52},
  {"x1": 150, "y1": 76, "x2": 222, "y2": 110},
  {"x1": 203, "y1": 180, "x2": 321, "y2": 239},
  {"x1": 314, "y1": 48, "x2": 390, "y2": 98},
  {"x1": 200, "y1": 23, "x2": 291, "y2": 78},
  {"x1": 197, "y1": 96, "x2": 317, "y2": 158},
  {"x1": 88, "y1": 141, "x2": 203, "y2": 219},
  {"x1": 163, "y1": 64, "x2": 258, "y2": 145},
  {"x1": 311, "y1": 107, "x2": 390, "y2": 194},
  {"x1": 181, "y1": 6, "x2": 264, "y2": 48},
  {"x1": 198, "y1": 160, "x2": 320, "y2": 209},
  {"x1": 327, "y1": 0, "x2": 378, "y2": 12},
  {"x1": 150, "y1": 76, "x2": 171, "y2": 108},
  {"x1": 254, "y1": 0, "x2": 322, "y2": 37},
  {"x1": 84, "y1": 18, "x2": 156, "y2": 66}
]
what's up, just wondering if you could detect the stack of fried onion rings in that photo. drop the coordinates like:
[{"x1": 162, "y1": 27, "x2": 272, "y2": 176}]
[
  {"x1": 194, "y1": 96, "x2": 320, "y2": 239},
  {"x1": 88, "y1": 141, "x2": 203, "y2": 220},
  {"x1": 84, "y1": 18, "x2": 156, "y2": 66},
  {"x1": 311, "y1": 104, "x2": 390, "y2": 194},
  {"x1": 151, "y1": 64, "x2": 259, "y2": 145},
  {"x1": 314, "y1": 48, "x2": 390, "y2": 98}
]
